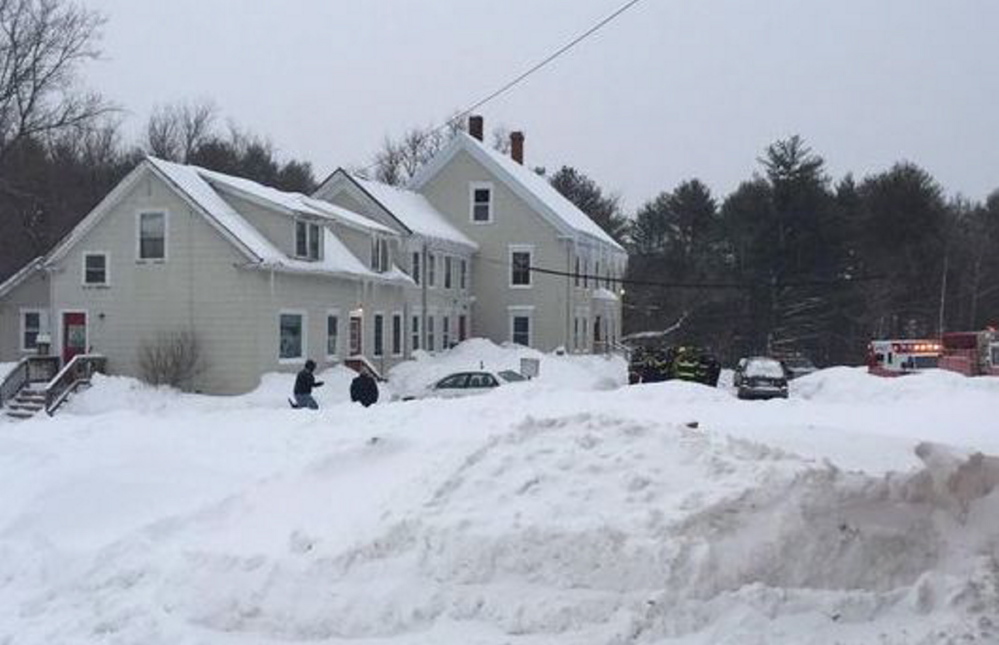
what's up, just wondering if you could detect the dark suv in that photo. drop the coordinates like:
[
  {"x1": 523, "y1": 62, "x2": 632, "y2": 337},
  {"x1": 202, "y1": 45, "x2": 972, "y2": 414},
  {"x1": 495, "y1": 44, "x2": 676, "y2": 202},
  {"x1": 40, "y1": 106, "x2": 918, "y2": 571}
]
[{"x1": 733, "y1": 357, "x2": 790, "y2": 400}]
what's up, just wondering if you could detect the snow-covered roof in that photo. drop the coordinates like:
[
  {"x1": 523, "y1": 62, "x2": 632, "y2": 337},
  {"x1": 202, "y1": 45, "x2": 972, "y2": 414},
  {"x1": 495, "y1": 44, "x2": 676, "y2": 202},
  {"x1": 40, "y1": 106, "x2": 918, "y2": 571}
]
[
  {"x1": 410, "y1": 132, "x2": 626, "y2": 253},
  {"x1": 349, "y1": 175, "x2": 477, "y2": 249},
  {"x1": 195, "y1": 167, "x2": 395, "y2": 235},
  {"x1": 148, "y1": 158, "x2": 407, "y2": 283},
  {"x1": 0, "y1": 257, "x2": 44, "y2": 300}
]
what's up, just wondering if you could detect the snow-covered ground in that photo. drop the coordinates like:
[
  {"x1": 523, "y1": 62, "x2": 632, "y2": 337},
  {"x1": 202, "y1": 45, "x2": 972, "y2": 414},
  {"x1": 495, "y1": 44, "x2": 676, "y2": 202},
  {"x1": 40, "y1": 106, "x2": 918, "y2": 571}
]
[{"x1": 1, "y1": 341, "x2": 998, "y2": 644}]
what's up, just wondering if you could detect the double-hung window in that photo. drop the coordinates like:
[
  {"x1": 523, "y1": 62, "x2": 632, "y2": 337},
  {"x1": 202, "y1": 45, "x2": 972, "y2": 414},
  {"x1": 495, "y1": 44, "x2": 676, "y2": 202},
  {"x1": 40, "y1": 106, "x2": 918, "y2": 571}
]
[
  {"x1": 511, "y1": 314, "x2": 531, "y2": 347},
  {"x1": 444, "y1": 257, "x2": 453, "y2": 289},
  {"x1": 20, "y1": 309, "x2": 47, "y2": 352},
  {"x1": 279, "y1": 312, "x2": 305, "y2": 361},
  {"x1": 296, "y1": 221, "x2": 321, "y2": 260},
  {"x1": 460, "y1": 259, "x2": 467, "y2": 290},
  {"x1": 392, "y1": 314, "x2": 403, "y2": 356},
  {"x1": 427, "y1": 253, "x2": 436, "y2": 287},
  {"x1": 83, "y1": 253, "x2": 108, "y2": 286},
  {"x1": 326, "y1": 313, "x2": 339, "y2": 358},
  {"x1": 370, "y1": 237, "x2": 389, "y2": 273},
  {"x1": 427, "y1": 316, "x2": 435, "y2": 352},
  {"x1": 442, "y1": 316, "x2": 450, "y2": 349},
  {"x1": 373, "y1": 314, "x2": 385, "y2": 356},
  {"x1": 411, "y1": 315, "x2": 420, "y2": 351},
  {"x1": 411, "y1": 251, "x2": 421, "y2": 285},
  {"x1": 470, "y1": 183, "x2": 493, "y2": 223},
  {"x1": 138, "y1": 212, "x2": 166, "y2": 260},
  {"x1": 510, "y1": 246, "x2": 533, "y2": 288}
]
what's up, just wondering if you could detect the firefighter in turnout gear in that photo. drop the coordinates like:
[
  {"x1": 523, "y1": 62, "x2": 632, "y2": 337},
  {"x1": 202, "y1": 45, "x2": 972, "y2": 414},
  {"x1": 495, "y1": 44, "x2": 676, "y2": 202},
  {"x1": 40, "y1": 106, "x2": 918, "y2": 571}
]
[{"x1": 670, "y1": 346, "x2": 701, "y2": 382}]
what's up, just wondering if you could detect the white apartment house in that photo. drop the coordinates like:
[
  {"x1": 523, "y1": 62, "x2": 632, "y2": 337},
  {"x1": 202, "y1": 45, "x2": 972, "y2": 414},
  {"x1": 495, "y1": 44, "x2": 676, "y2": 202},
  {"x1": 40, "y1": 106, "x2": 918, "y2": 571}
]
[{"x1": 0, "y1": 116, "x2": 627, "y2": 395}]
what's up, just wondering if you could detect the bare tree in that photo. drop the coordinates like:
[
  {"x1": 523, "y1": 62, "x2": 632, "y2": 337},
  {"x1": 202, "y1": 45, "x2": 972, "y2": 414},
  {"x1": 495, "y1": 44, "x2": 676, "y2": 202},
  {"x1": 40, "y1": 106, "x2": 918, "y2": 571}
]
[
  {"x1": 145, "y1": 100, "x2": 217, "y2": 162},
  {"x1": 0, "y1": 0, "x2": 110, "y2": 164},
  {"x1": 369, "y1": 112, "x2": 466, "y2": 186}
]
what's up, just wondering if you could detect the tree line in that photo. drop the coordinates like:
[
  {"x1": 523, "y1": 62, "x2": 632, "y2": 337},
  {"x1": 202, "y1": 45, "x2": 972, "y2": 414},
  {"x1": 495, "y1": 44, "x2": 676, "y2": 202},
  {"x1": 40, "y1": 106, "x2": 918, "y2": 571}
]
[{"x1": 551, "y1": 137, "x2": 999, "y2": 366}]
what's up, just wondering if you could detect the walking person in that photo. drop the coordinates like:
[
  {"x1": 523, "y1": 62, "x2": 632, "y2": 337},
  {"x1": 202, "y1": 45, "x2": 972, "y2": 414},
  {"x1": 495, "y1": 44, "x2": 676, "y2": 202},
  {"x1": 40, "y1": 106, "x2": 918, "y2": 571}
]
[
  {"x1": 290, "y1": 359, "x2": 324, "y2": 409},
  {"x1": 350, "y1": 366, "x2": 379, "y2": 408}
]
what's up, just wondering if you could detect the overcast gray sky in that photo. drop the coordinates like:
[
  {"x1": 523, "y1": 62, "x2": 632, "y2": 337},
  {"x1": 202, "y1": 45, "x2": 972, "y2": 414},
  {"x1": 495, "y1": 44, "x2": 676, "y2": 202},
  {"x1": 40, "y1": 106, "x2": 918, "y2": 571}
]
[{"x1": 82, "y1": 0, "x2": 999, "y2": 209}]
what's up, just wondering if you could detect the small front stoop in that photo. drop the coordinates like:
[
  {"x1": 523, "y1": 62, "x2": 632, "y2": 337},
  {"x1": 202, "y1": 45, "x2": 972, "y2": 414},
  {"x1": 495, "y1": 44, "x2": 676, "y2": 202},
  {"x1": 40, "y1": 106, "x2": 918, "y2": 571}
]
[{"x1": 4, "y1": 387, "x2": 46, "y2": 421}]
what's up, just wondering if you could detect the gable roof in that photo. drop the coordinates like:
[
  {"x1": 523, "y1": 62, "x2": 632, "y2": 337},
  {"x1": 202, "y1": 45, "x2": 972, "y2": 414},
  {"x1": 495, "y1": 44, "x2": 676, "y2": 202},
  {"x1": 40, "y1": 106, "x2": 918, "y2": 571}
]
[
  {"x1": 318, "y1": 170, "x2": 477, "y2": 249},
  {"x1": 409, "y1": 132, "x2": 625, "y2": 253},
  {"x1": 194, "y1": 166, "x2": 395, "y2": 235},
  {"x1": 0, "y1": 257, "x2": 45, "y2": 300},
  {"x1": 46, "y1": 158, "x2": 409, "y2": 285}
]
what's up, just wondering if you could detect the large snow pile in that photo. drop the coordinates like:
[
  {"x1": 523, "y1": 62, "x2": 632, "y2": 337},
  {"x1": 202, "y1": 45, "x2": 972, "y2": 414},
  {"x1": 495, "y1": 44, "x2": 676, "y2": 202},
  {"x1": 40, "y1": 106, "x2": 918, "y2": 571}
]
[
  {"x1": 1, "y1": 355, "x2": 998, "y2": 644},
  {"x1": 0, "y1": 361, "x2": 15, "y2": 382},
  {"x1": 386, "y1": 338, "x2": 627, "y2": 398}
]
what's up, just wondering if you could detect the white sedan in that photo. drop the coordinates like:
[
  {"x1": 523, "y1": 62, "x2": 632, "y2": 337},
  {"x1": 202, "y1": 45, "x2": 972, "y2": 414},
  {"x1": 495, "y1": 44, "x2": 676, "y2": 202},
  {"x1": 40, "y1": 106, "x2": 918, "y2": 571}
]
[{"x1": 414, "y1": 370, "x2": 528, "y2": 399}]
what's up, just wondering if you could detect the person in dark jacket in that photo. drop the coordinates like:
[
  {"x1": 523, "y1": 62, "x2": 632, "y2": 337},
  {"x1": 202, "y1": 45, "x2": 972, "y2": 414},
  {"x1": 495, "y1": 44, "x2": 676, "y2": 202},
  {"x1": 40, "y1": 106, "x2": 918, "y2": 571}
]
[
  {"x1": 290, "y1": 359, "x2": 323, "y2": 409},
  {"x1": 350, "y1": 367, "x2": 379, "y2": 408}
]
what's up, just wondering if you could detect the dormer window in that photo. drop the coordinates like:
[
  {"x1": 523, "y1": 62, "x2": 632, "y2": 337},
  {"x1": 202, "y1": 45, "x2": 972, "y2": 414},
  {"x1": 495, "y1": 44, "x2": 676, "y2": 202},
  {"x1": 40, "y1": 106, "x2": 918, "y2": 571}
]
[
  {"x1": 295, "y1": 220, "x2": 321, "y2": 260},
  {"x1": 470, "y1": 182, "x2": 493, "y2": 223},
  {"x1": 370, "y1": 237, "x2": 390, "y2": 273}
]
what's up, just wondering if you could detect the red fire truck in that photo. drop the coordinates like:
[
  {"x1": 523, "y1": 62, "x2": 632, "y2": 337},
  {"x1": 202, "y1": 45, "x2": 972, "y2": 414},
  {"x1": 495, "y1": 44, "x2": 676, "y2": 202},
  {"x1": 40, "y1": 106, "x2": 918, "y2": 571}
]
[
  {"x1": 938, "y1": 330, "x2": 999, "y2": 377},
  {"x1": 867, "y1": 339, "x2": 942, "y2": 377}
]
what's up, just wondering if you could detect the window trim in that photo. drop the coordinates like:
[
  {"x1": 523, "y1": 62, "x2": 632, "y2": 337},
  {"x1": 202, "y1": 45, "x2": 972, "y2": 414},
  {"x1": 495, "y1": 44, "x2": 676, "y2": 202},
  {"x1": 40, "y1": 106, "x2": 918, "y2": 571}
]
[
  {"x1": 444, "y1": 256, "x2": 453, "y2": 290},
  {"x1": 509, "y1": 245, "x2": 534, "y2": 289},
  {"x1": 469, "y1": 181, "x2": 494, "y2": 224},
  {"x1": 508, "y1": 306, "x2": 534, "y2": 348},
  {"x1": 411, "y1": 313, "x2": 420, "y2": 352},
  {"x1": 82, "y1": 252, "x2": 110, "y2": 287},
  {"x1": 278, "y1": 309, "x2": 307, "y2": 364},
  {"x1": 411, "y1": 251, "x2": 421, "y2": 285},
  {"x1": 442, "y1": 314, "x2": 451, "y2": 349},
  {"x1": 19, "y1": 308, "x2": 47, "y2": 353},
  {"x1": 427, "y1": 252, "x2": 437, "y2": 288},
  {"x1": 391, "y1": 312, "x2": 404, "y2": 357},
  {"x1": 460, "y1": 258, "x2": 467, "y2": 290},
  {"x1": 136, "y1": 210, "x2": 168, "y2": 262},
  {"x1": 426, "y1": 312, "x2": 436, "y2": 352},
  {"x1": 325, "y1": 309, "x2": 340, "y2": 361}
]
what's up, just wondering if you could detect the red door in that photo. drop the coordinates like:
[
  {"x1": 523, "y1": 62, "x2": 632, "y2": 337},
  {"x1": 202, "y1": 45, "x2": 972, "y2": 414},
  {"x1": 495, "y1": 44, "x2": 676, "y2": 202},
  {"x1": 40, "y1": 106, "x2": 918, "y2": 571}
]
[{"x1": 62, "y1": 312, "x2": 87, "y2": 364}]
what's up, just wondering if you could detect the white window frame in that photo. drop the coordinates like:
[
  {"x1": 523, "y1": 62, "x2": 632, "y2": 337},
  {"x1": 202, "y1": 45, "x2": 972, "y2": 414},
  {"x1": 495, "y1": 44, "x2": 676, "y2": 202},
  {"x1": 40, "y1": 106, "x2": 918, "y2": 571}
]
[
  {"x1": 411, "y1": 313, "x2": 420, "y2": 352},
  {"x1": 508, "y1": 306, "x2": 534, "y2": 348},
  {"x1": 411, "y1": 251, "x2": 421, "y2": 285},
  {"x1": 391, "y1": 312, "x2": 404, "y2": 357},
  {"x1": 325, "y1": 309, "x2": 340, "y2": 361},
  {"x1": 19, "y1": 308, "x2": 48, "y2": 353},
  {"x1": 460, "y1": 259, "x2": 467, "y2": 290},
  {"x1": 373, "y1": 312, "x2": 385, "y2": 357},
  {"x1": 442, "y1": 315, "x2": 451, "y2": 349},
  {"x1": 509, "y1": 245, "x2": 534, "y2": 289},
  {"x1": 136, "y1": 210, "x2": 168, "y2": 262},
  {"x1": 278, "y1": 310, "x2": 307, "y2": 364},
  {"x1": 427, "y1": 313, "x2": 436, "y2": 352},
  {"x1": 469, "y1": 181, "x2": 494, "y2": 224},
  {"x1": 444, "y1": 256, "x2": 453, "y2": 290},
  {"x1": 295, "y1": 220, "x2": 322, "y2": 261},
  {"x1": 427, "y1": 252, "x2": 436, "y2": 288},
  {"x1": 82, "y1": 252, "x2": 110, "y2": 287}
]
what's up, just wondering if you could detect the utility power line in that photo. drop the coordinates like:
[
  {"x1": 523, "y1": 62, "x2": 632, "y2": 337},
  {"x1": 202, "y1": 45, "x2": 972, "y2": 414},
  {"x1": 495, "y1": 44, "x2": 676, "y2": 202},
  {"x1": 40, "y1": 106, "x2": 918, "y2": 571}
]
[
  {"x1": 362, "y1": 0, "x2": 647, "y2": 173},
  {"x1": 476, "y1": 254, "x2": 885, "y2": 290}
]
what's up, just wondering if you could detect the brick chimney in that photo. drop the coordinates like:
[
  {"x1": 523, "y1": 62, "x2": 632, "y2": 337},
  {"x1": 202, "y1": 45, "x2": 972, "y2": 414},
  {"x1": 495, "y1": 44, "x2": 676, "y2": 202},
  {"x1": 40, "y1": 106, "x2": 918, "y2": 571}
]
[
  {"x1": 510, "y1": 131, "x2": 525, "y2": 165},
  {"x1": 468, "y1": 115, "x2": 484, "y2": 141}
]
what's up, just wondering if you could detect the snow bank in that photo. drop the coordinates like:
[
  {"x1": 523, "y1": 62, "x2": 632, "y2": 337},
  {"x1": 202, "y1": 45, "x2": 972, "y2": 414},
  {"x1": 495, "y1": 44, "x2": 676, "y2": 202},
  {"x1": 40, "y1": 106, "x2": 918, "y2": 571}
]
[
  {"x1": 386, "y1": 338, "x2": 627, "y2": 398},
  {"x1": 2, "y1": 359, "x2": 999, "y2": 644}
]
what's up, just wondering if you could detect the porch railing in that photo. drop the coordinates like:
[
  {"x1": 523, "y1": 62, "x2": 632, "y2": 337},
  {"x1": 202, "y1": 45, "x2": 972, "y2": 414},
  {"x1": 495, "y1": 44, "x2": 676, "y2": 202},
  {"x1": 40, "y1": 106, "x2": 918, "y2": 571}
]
[
  {"x1": 0, "y1": 356, "x2": 61, "y2": 409},
  {"x1": 44, "y1": 354, "x2": 107, "y2": 415}
]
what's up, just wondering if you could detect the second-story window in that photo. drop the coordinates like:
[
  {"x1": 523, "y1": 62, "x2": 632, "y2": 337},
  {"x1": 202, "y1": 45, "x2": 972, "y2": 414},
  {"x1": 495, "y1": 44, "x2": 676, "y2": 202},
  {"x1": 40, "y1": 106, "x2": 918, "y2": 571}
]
[
  {"x1": 412, "y1": 251, "x2": 421, "y2": 285},
  {"x1": 427, "y1": 252, "x2": 436, "y2": 287},
  {"x1": 510, "y1": 247, "x2": 532, "y2": 288},
  {"x1": 444, "y1": 257, "x2": 453, "y2": 289},
  {"x1": 84, "y1": 253, "x2": 108, "y2": 286},
  {"x1": 296, "y1": 221, "x2": 321, "y2": 260},
  {"x1": 371, "y1": 237, "x2": 390, "y2": 273}
]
